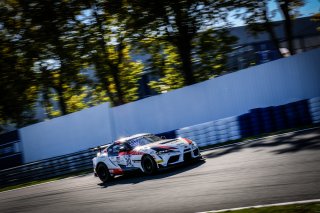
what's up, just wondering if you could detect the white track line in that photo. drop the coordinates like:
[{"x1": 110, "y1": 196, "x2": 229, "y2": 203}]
[{"x1": 197, "y1": 198, "x2": 320, "y2": 213}]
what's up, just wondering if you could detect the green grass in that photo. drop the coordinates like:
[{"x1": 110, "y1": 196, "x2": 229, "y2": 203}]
[{"x1": 212, "y1": 202, "x2": 320, "y2": 213}]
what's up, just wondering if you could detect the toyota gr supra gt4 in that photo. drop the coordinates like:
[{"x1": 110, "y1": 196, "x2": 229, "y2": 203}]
[{"x1": 92, "y1": 133, "x2": 202, "y2": 183}]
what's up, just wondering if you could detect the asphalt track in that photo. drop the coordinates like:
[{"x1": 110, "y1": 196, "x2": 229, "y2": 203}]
[{"x1": 1, "y1": 128, "x2": 320, "y2": 213}]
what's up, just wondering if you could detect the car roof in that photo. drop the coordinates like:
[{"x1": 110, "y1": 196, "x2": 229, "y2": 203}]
[{"x1": 115, "y1": 133, "x2": 151, "y2": 143}]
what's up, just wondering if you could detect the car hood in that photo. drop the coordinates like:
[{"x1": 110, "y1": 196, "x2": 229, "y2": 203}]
[{"x1": 136, "y1": 138, "x2": 188, "y2": 152}]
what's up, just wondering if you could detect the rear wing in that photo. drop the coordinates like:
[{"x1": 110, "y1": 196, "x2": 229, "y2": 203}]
[{"x1": 90, "y1": 144, "x2": 111, "y2": 153}]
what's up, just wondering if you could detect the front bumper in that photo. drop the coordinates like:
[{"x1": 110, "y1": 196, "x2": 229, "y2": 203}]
[{"x1": 154, "y1": 146, "x2": 201, "y2": 167}]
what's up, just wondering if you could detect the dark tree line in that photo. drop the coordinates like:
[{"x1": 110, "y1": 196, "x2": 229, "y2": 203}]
[{"x1": 0, "y1": 0, "x2": 309, "y2": 130}]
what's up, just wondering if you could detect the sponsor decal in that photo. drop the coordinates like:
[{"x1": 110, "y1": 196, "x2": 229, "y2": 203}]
[
  {"x1": 156, "y1": 159, "x2": 164, "y2": 163},
  {"x1": 128, "y1": 150, "x2": 144, "y2": 155},
  {"x1": 118, "y1": 150, "x2": 144, "y2": 156},
  {"x1": 124, "y1": 154, "x2": 133, "y2": 167}
]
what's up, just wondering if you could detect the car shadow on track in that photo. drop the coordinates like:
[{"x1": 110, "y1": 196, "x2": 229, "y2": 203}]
[
  {"x1": 203, "y1": 128, "x2": 320, "y2": 159},
  {"x1": 98, "y1": 160, "x2": 205, "y2": 188}
]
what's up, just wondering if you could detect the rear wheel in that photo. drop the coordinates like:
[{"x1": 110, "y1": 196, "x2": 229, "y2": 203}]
[
  {"x1": 96, "y1": 163, "x2": 111, "y2": 183},
  {"x1": 142, "y1": 155, "x2": 157, "y2": 175}
]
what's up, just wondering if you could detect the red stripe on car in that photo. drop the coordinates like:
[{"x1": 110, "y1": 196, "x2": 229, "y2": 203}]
[
  {"x1": 110, "y1": 168, "x2": 123, "y2": 175},
  {"x1": 182, "y1": 138, "x2": 193, "y2": 144}
]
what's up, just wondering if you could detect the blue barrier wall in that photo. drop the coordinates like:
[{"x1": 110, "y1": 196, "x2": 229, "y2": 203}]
[
  {"x1": 19, "y1": 103, "x2": 113, "y2": 163},
  {"x1": 111, "y1": 49, "x2": 320, "y2": 137}
]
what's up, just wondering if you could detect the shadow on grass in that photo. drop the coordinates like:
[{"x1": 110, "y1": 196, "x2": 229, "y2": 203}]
[
  {"x1": 98, "y1": 159, "x2": 205, "y2": 188},
  {"x1": 203, "y1": 127, "x2": 320, "y2": 159}
]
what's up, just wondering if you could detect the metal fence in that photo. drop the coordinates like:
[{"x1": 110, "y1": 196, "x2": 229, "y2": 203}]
[
  {"x1": 0, "y1": 149, "x2": 96, "y2": 188},
  {"x1": 0, "y1": 130, "x2": 23, "y2": 170}
]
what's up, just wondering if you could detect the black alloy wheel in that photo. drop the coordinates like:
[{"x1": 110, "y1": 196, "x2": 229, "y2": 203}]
[
  {"x1": 142, "y1": 155, "x2": 157, "y2": 175},
  {"x1": 96, "y1": 163, "x2": 111, "y2": 183}
]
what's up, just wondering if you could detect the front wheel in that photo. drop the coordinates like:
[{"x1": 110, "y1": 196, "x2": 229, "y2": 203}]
[
  {"x1": 141, "y1": 155, "x2": 157, "y2": 175},
  {"x1": 96, "y1": 163, "x2": 111, "y2": 183}
]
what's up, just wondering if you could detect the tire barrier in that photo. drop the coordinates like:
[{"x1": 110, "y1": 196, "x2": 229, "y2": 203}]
[
  {"x1": 261, "y1": 106, "x2": 274, "y2": 133},
  {"x1": 176, "y1": 97, "x2": 316, "y2": 148},
  {"x1": 238, "y1": 113, "x2": 252, "y2": 138},
  {"x1": 249, "y1": 108, "x2": 263, "y2": 136},
  {"x1": 309, "y1": 97, "x2": 320, "y2": 124},
  {"x1": 176, "y1": 117, "x2": 241, "y2": 147},
  {"x1": 296, "y1": 99, "x2": 312, "y2": 126},
  {"x1": 273, "y1": 105, "x2": 287, "y2": 131}
]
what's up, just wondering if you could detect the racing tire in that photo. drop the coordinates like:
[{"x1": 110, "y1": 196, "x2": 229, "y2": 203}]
[
  {"x1": 142, "y1": 155, "x2": 158, "y2": 175},
  {"x1": 96, "y1": 163, "x2": 111, "y2": 183}
]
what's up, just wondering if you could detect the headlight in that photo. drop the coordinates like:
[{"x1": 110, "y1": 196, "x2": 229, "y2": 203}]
[{"x1": 156, "y1": 150, "x2": 173, "y2": 155}]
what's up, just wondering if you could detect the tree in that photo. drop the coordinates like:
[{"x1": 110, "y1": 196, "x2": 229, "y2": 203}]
[
  {"x1": 108, "y1": 0, "x2": 231, "y2": 86},
  {"x1": 194, "y1": 28, "x2": 238, "y2": 80},
  {"x1": 311, "y1": 13, "x2": 320, "y2": 31},
  {"x1": 277, "y1": 0, "x2": 306, "y2": 55},
  {"x1": 233, "y1": 0, "x2": 306, "y2": 56},
  {"x1": 140, "y1": 38, "x2": 185, "y2": 93},
  {"x1": 80, "y1": 1, "x2": 143, "y2": 106},
  {"x1": 0, "y1": 0, "x2": 38, "y2": 127},
  {"x1": 143, "y1": 28, "x2": 237, "y2": 93},
  {"x1": 28, "y1": 0, "x2": 86, "y2": 115}
]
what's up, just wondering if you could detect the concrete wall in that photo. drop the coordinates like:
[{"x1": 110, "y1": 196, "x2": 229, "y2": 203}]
[
  {"x1": 19, "y1": 49, "x2": 320, "y2": 163},
  {"x1": 20, "y1": 103, "x2": 113, "y2": 163}
]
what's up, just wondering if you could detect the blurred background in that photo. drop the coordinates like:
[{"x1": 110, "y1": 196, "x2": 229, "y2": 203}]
[{"x1": 0, "y1": 0, "x2": 319, "y2": 132}]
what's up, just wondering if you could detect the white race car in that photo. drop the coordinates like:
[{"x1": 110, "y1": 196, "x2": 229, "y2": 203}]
[{"x1": 92, "y1": 133, "x2": 202, "y2": 182}]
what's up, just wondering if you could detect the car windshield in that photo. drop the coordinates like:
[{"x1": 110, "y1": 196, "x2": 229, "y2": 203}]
[{"x1": 127, "y1": 135, "x2": 162, "y2": 148}]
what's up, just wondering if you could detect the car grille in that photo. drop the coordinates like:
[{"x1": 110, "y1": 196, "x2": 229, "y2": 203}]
[
  {"x1": 168, "y1": 155, "x2": 180, "y2": 164},
  {"x1": 193, "y1": 149, "x2": 199, "y2": 156},
  {"x1": 184, "y1": 152, "x2": 192, "y2": 161}
]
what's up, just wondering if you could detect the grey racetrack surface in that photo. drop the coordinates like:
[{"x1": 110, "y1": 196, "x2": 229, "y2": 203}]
[{"x1": 1, "y1": 128, "x2": 320, "y2": 213}]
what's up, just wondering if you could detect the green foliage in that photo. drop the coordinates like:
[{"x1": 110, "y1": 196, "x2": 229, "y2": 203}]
[
  {"x1": 79, "y1": 1, "x2": 143, "y2": 106},
  {"x1": 141, "y1": 39, "x2": 184, "y2": 93},
  {"x1": 0, "y1": 1, "x2": 38, "y2": 127},
  {"x1": 194, "y1": 29, "x2": 238, "y2": 81},
  {"x1": 1, "y1": 0, "x2": 287, "y2": 129},
  {"x1": 108, "y1": 0, "x2": 232, "y2": 85}
]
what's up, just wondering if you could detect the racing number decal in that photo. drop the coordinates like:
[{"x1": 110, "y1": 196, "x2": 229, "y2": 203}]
[{"x1": 124, "y1": 155, "x2": 133, "y2": 167}]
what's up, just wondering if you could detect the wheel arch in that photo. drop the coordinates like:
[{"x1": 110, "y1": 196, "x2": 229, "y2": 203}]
[{"x1": 96, "y1": 161, "x2": 108, "y2": 170}]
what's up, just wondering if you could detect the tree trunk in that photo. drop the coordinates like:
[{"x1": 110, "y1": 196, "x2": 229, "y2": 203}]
[
  {"x1": 56, "y1": 78, "x2": 68, "y2": 115},
  {"x1": 173, "y1": 4, "x2": 195, "y2": 85},
  {"x1": 176, "y1": 37, "x2": 195, "y2": 85},
  {"x1": 42, "y1": 92, "x2": 52, "y2": 119},
  {"x1": 262, "y1": 1, "x2": 283, "y2": 58},
  {"x1": 93, "y1": 5, "x2": 124, "y2": 105},
  {"x1": 279, "y1": 1, "x2": 295, "y2": 55}
]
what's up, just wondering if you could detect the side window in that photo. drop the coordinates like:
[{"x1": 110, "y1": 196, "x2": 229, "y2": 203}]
[{"x1": 108, "y1": 144, "x2": 121, "y2": 156}]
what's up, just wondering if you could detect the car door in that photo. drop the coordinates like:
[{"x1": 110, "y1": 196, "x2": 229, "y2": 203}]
[
  {"x1": 107, "y1": 144, "x2": 122, "y2": 166},
  {"x1": 108, "y1": 143, "x2": 133, "y2": 168}
]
